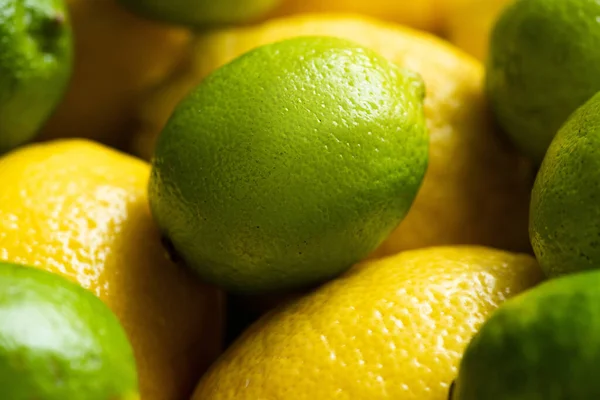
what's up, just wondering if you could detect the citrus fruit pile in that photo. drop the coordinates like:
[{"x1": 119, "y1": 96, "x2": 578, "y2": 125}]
[{"x1": 0, "y1": 0, "x2": 599, "y2": 399}]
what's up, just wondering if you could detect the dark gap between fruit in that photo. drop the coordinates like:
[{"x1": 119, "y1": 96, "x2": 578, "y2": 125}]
[{"x1": 447, "y1": 379, "x2": 455, "y2": 400}]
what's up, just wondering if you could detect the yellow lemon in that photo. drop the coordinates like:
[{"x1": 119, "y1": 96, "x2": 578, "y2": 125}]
[
  {"x1": 445, "y1": 0, "x2": 514, "y2": 61},
  {"x1": 38, "y1": 0, "x2": 192, "y2": 149},
  {"x1": 0, "y1": 139, "x2": 223, "y2": 400},
  {"x1": 192, "y1": 246, "x2": 543, "y2": 399},
  {"x1": 266, "y1": 0, "x2": 439, "y2": 31},
  {"x1": 132, "y1": 14, "x2": 534, "y2": 257}
]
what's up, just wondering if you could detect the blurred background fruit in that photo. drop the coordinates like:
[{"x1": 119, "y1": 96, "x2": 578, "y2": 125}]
[
  {"x1": 193, "y1": 246, "x2": 543, "y2": 400},
  {"x1": 486, "y1": 0, "x2": 600, "y2": 164},
  {"x1": 31, "y1": 0, "x2": 520, "y2": 153},
  {"x1": 37, "y1": 0, "x2": 192, "y2": 150},
  {"x1": 0, "y1": 0, "x2": 73, "y2": 153},
  {"x1": 445, "y1": 0, "x2": 513, "y2": 61},
  {"x1": 117, "y1": 0, "x2": 283, "y2": 27},
  {"x1": 0, "y1": 140, "x2": 223, "y2": 400},
  {"x1": 132, "y1": 14, "x2": 534, "y2": 259},
  {"x1": 267, "y1": 0, "x2": 438, "y2": 31}
]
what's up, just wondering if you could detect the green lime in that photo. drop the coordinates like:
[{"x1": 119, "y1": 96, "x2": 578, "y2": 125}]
[
  {"x1": 149, "y1": 36, "x2": 429, "y2": 294},
  {"x1": 0, "y1": 0, "x2": 72, "y2": 152},
  {"x1": 0, "y1": 262, "x2": 139, "y2": 400},
  {"x1": 486, "y1": 0, "x2": 600, "y2": 164},
  {"x1": 452, "y1": 270, "x2": 600, "y2": 399},
  {"x1": 116, "y1": 0, "x2": 282, "y2": 28},
  {"x1": 530, "y1": 91, "x2": 600, "y2": 278}
]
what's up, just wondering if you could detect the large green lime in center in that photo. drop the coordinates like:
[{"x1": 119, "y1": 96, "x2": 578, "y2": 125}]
[{"x1": 149, "y1": 36, "x2": 429, "y2": 294}]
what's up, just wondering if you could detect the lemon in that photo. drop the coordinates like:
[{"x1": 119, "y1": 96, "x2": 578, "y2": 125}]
[
  {"x1": 487, "y1": 0, "x2": 600, "y2": 163},
  {"x1": 445, "y1": 0, "x2": 513, "y2": 60},
  {"x1": 133, "y1": 14, "x2": 534, "y2": 257},
  {"x1": 267, "y1": 0, "x2": 438, "y2": 31},
  {"x1": 149, "y1": 36, "x2": 429, "y2": 294},
  {"x1": 0, "y1": 139, "x2": 223, "y2": 400},
  {"x1": 192, "y1": 246, "x2": 543, "y2": 400},
  {"x1": 38, "y1": 0, "x2": 191, "y2": 149}
]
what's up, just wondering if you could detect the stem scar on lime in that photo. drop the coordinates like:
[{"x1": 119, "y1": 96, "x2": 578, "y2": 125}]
[
  {"x1": 51, "y1": 12, "x2": 66, "y2": 25},
  {"x1": 39, "y1": 12, "x2": 67, "y2": 36},
  {"x1": 160, "y1": 235, "x2": 184, "y2": 266}
]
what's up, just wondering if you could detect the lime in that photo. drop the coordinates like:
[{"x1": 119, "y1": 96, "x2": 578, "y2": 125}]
[
  {"x1": 530, "y1": 91, "x2": 600, "y2": 277},
  {"x1": 0, "y1": 262, "x2": 138, "y2": 399},
  {"x1": 0, "y1": 0, "x2": 72, "y2": 152},
  {"x1": 132, "y1": 14, "x2": 534, "y2": 255},
  {"x1": 486, "y1": 0, "x2": 600, "y2": 163},
  {"x1": 148, "y1": 36, "x2": 429, "y2": 294},
  {"x1": 452, "y1": 270, "x2": 600, "y2": 399}
]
